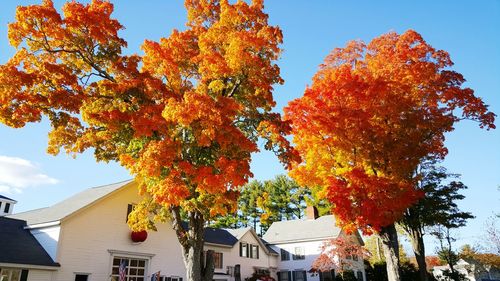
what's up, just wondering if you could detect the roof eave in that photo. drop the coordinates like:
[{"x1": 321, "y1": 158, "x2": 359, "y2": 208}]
[{"x1": 0, "y1": 262, "x2": 60, "y2": 270}]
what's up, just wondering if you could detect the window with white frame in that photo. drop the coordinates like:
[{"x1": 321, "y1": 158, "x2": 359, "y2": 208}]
[
  {"x1": 292, "y1": 247, "x2": 305, "y2": 260},
  {"x1": 110, "y1": 257, "x2": 147, "y2": 281},
  {"x1": 0, "y1": 268, "x2": 28, "y2": 281},
  {"x1": 250, "y1": 244, "x2": 259, "y2": 259},
  {"x1": 214, "y1": 252, "x2": 223, "y2": 269},
  {"x1": 240, "y1": 242, "x2": 248, "y2": 257}
]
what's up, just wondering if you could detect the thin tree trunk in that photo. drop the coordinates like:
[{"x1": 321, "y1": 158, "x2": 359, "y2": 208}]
[
  {"x1": 170, "y1": 207, "x2": 215, "y2": 281},
  {"x1": 408, "y1": 227, "x2": 428, "y2": 281},
  {"x1": 379, "y1": 223, "x2": 401, "y2": 281}
]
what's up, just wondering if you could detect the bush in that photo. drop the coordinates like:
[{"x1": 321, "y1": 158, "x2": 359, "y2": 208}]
[{"x1": 334, "y1": 270, "x2": 357, "y2": 281}]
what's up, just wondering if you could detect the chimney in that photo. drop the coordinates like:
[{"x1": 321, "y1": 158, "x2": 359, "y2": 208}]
[
  {"x1": 0, "y1": 195, "x2": 17, "y2": 216},
  {"x1": 306, "y1": 205, "x2": 319, "y2": 220}
]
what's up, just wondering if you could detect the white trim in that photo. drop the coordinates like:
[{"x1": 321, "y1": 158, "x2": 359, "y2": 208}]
[
  {"x1": 0, "y1": 262, "x2": 59, "y2": 270},
  {"x1": 107, "y1": 249, "x2": 155, "y2": 258},
  {"x1": 205, "y1": 242, "x2": 233, "y2": 248},
  {"x1": 24, "y1": 221, "x2": 61, "y2": 229}
]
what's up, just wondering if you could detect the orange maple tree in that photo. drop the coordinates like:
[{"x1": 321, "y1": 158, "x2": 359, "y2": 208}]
[
  {"x1": 285, "y1": 30, "x2": 495, "y2": 281},
  {"x1": 0, "y1": 1, "x2": 297, "y2": 280}
]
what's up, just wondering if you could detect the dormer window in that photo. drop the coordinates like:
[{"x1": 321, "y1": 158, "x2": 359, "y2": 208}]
[{"x1": 4, "y1": 203, "x2": 10, "y2": 214}]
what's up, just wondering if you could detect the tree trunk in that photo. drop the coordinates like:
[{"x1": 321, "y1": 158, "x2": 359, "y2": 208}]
[
  {"x1": 408, "y1": 227, "x2": 428, "y2": 281},
  {"x1": 379, "y1": 223, "x2": 401, "y2": 281},
  {"x1": 170, "y1": 207, "x2": 215, "y2": 281}
]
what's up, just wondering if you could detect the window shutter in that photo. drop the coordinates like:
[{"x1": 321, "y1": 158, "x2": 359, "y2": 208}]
[
  {"x1": 303, "y1": 271, "x2": 307, "y2": 281},
  {"x1": 288, "y1": 271, "x2": 292, "y2": 281},
  {"x1": 277, "y1": 272, "x2": 282, "y2": 281},
  {"x1": 250, "y1": 245, "x2": 253, "y2": 258},
  {"x1": 319, "y1": 271, "x2": 323, "y2": 281},
  {"x1": 221, "y1": 252, "x2": 224, "y2": 268},
  {"x1": 126, "y1": 204, "x2": 133, "y2": 222},
  {"x1": 20, "y1": 270, "x2": 29, "y2": 281},
  {"x1": 256, "y1": 245, "x2": 259, "y2": 259},
  {"x1": 240, "y1": 242, "x2": 243, "y2": 257},
  {"x1": 331, "y1": 269, "x2": 335, "y2": 279},
  {"x1": 180, "y1": 278, "x2": 183, "y2": 281}
]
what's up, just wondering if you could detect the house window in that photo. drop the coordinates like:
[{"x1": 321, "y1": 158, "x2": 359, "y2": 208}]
[
  {"x1": 280, "y1": 249, "x2": 290, "y2": 261},
  {"x1": 356, "y1": 271, "x2": 363, "y2": 281},
  {"x1": 214, "y1": 252, "x2": 223, "y2": 269},
  {"x1": 0, "y1": 268, "x2": 28, "y2": 281},
  {"x1": 319, "y1": 270, "x2": 334, "y2": 281},
  {"x1": 168, "y1": 276, "x2": 183, "y2": 281},
  {"x1": 110, "y1": 257, "x2": 146, "y2": 281},
  {"x1": 292, "y1": 247, "x2": 305, "y2": 260},
  {"x1": 277, "y1": 271, "x2": 291, "y2": 281},
  {"x1": 250, "y1": 245, "x2": 259, "y2": 259},
  {"x1": 75, "y1": 274, "x2": 89, "y2": 281},
  {"x1": 293, "y1": 271, "x2": 307, "y2": 281},
  {"x1": 4, "y1": 203, "x2": 10, "y2": 213},
  {"x1": 240, "y1": 242, "x2": 249, "y2": 257}
]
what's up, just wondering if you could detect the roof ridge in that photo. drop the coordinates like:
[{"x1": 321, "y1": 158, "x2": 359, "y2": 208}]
[{"x1": 89, "y1": 179, "x2": 133, "y2": 189}]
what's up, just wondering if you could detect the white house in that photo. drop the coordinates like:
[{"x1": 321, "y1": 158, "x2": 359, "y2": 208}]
[
  {"x1": 5, "y1": 180, "x2": 278, "y2": 281},
  {"x1": 262, "y1": 207, "x2": 366, "y2": 281},
  {"x1": 432, "y1": 258, "x2": 500, "y2": 281},
  {"x1": 2, "y1": 180, "x2": 366, "y2": 281}
]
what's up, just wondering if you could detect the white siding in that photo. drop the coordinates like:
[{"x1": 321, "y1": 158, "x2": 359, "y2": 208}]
[
  {"x1": 51, "y1": 183, "x2": 186, "y2": 281},
  {"x1": 30, "y1": 226, "x2": 60, "y2": 261},
  {"x1": 27, "y1": 269, "x2": 54, "y2": 281}
]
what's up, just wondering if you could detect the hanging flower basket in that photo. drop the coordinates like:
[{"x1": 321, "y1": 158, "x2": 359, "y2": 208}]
[{"x1": 131, "y1": 230, "x2": 148, "y2": 243}]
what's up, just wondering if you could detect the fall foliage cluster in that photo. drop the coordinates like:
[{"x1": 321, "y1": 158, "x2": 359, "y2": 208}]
[
  {"x1": 0, "y1": 0, "x2": 298, "y2": 232},
  {"x1": 285, "y1": 30, "x2": 495, "y2": 234}
]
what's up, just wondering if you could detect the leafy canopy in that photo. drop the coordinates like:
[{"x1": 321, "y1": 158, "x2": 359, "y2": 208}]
[
  {"x1": 285, "y1": 30, "x2": 495, "y2": 234},
  {"x1": 0, "y1": 0, "x2": 298, "y2": 231}
]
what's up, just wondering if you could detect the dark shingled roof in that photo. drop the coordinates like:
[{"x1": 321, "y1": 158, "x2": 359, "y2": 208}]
[
  {"x1": 0, "y1": 195, "x2": 16, "y2": 201},
  {"x1": 0, "y1": 217, "x2": 59, "y2": 267},
  {"x1": 204, "y1": 227, "x2": 239, "y2": 246}
]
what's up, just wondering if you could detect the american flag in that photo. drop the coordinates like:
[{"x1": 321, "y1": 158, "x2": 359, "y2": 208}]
[
  {"x1": 151, "y1": 271, "x2": 161, "y2": 281},
  {"x1": 119, "y1": 259, "x2": 127, "y2": 281}
]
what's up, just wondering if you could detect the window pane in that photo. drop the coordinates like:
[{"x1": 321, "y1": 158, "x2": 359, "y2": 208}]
[
  {"x1": 280, "y1": 249, "x2": 289, "y2": 261},
  {"x1": 75, "y1": 274, "x2": 89, "y2": 281},
  {"x1": 294, "y1": 271, "x2": 305, "y2": 281}
]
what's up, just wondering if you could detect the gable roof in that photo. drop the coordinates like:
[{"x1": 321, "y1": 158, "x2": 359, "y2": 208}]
[
  {"x1": 262, "y1": 215, "x2": 342, "y2": 244},
  {"x1": 9, "y1": 180, "x2": 133, "y2": 226},
  {"x1": 203, "y1": 226, "x2": 278, "y2": 255},
  {"x1": 0, "y1": 217, "x2": 59, "y2": 267},
  {"x1": 0, "y1": 194, "x2": 16, "y2": 202}
]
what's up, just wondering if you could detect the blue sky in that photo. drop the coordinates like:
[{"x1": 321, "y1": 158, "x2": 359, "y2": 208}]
[{"x1": 0, "y1": 1, "x2": 499, "y2": 253}]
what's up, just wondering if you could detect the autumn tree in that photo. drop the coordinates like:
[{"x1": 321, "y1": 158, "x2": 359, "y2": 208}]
[
  {"x1": 399, "y1": 161, "x2": 473, "y2": 281},
  {"x1": 285, "y1": 30, "x2": 495, "y2": 281},
  {"x1": 311, "y1": 236, "x2": 368, "y2": 278},
  {"x1": 0, "y1": 1, "x2": 297, "y2": 281}
]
